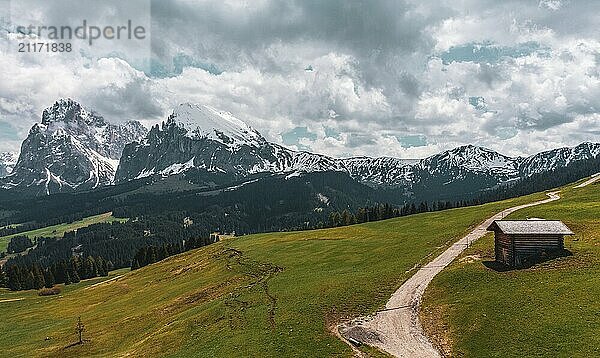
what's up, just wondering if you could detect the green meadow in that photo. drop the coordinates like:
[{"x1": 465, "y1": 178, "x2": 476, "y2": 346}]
[
  {"x1": 421, "y1": 182, "x2": 600, "y2": 357},
  {"x1": 0, "y1": 191, "x2": 547, "y2": 357}
]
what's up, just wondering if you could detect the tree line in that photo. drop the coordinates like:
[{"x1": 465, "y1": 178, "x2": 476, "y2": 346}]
[
  {"x1": 320, "y1": 199, "x2": 480, "y2": 229},
  {"x1": 131, "y1": 234, "x2": 218, "y2": 270},
  {"x1": 1, "y1": 214, "x2": 216, "y2": 291},
  {"x1": 1, "y1": 255, "x2": 111, "y2": 291},
  {"x1": 6, "y1": 235, "x2": 35, "y2": 254}
]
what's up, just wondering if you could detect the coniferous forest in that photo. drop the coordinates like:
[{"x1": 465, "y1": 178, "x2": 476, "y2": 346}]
[{"x1": 0, "y1": 156, "x2": 598, "y2": 291}]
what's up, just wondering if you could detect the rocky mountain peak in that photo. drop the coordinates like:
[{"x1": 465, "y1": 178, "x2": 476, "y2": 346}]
[
  {"x1": 1, "y1": 100, "x2": 147, "y2": 195},
  {"x1": 41, "y1": 98, "x2": 106, "y2": 127}
]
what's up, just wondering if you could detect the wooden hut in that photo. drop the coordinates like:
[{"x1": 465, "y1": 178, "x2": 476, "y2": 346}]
[{"x1": 486, "y1": 220, "x2": 574, "y2": 267}]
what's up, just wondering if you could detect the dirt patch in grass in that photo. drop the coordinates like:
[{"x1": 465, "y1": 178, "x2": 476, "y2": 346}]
[
  {"x1": 419, "y1": 282, "x2": 452, "y2": 357},
  {"x1": 161, "y1": 281, "x2": 233, "y2": 316},
  {"x1": 459, "y1": 254, "x2": 480, "y2": 264}
]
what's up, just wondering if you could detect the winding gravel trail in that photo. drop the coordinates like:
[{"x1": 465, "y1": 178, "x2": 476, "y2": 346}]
[
  {"x1": 574, "y1": 173, "x2": 600, "y2": 188},
  {"x1": 339, "y1": 191, "x2": 561, "y2": 357}
]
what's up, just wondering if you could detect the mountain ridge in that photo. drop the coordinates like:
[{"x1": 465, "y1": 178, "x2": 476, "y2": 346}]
[
  {"x1": 3, "y1": 99, "x2": 600, "y2": 200},
  {"x1": 116, "y1": 103, "x2": 600, "y2": 200}
]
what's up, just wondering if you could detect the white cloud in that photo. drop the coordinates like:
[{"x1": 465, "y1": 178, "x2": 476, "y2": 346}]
[{"x1": 1, "y1": 0, "x2": 599, "y2": 160}]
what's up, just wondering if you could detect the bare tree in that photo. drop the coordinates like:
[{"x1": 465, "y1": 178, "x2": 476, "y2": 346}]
[{"x1": 75, "y1": 317, "x2": 85, "y2": 345}]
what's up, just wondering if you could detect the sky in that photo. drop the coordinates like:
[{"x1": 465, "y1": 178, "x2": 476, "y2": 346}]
[{"x1": 0, "y1": 0, "x2": 599, "y2": 159}]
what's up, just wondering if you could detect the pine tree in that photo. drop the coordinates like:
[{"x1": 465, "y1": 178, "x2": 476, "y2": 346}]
[
  {"x1": 329, "y1": 212, "x2": 341, "y2": 227},
  {"x1": 70, "y1": 269, "x2": 80, "y2": 284},
  {"x1": 0, "y1": 266, "x2": 6, "y2": 287},
  {"x1": 341, "y1": 210, "x2": 351, "y2": 226},
  {"x1": 70, "y1": 256, "x2": 82, "y2": 280},
  {"x1": 84, "y1": 256, "x2": 97, "y2": 279},
  {"x1": 131, "y1": 259, "x2": 140, "y2": 270},
  {"x1": 44, "y1": 269, "x2": 55, "y2": 288},
  {"x1": 54, "y1": 261, "x2": 67, "y2": 284},
  {"x1": 96, "y1": 257, "x2": 107, "y2": 276},
  {"x1": 23, "y1": 270, "x2": 34, "y2": 290},
  {"x1": 356, "y1": 208, "x2": 367, "y2": 223},
  {"x1": 32, "y1": 265, "x2": 45, "y2": 290},
  {"x1": 7, "y1": 266, "x2": 21, "y2": 291}
]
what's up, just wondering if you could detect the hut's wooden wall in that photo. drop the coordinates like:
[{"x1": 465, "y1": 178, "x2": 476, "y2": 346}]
[
  {"x1": 494, "y1": 232, "x2": 512, "y2": 265},
  {"x1": 494, "y1": 232, "x2": 564, "y2": 267}
]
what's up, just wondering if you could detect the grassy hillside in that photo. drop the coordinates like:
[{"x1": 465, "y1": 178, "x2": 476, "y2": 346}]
[
  {"x1": 0, "y1": 192, "x2": 547, "y2": 357},
  {"x1": 0, "y1": 212, "x2": 127, "y2": 252},
  {"x1": 421, "y1": 182, "x2": 600, "y2": 357}
]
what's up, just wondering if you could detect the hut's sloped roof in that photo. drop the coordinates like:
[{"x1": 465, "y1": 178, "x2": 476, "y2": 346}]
[{"x1": 487, "y1": 220, "x2": 574, "y2": 235}]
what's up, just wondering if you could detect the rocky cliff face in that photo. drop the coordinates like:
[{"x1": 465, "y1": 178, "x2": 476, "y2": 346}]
[{"x1": 1, "y1": 99, "x2": 147, "y2": 195}]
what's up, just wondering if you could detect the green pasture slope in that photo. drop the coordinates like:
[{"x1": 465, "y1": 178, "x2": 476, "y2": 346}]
[
  {"x1": 421, "y1": 180, "x2": 600, "y2": 357},
  {"x1": 0, "y1": 212, "x2": 127, "y2": 253},
  {"x1": 0, "y1": 191, "x2": 551, "y2": 357}
]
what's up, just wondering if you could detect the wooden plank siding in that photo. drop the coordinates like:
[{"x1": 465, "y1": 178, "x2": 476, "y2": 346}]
[
  {"x1": 494, "y1": 233, "x2": 512, "y2": 265},
  {"x1": 494, "y1": 232, "x2": 564, "y2": 267}
]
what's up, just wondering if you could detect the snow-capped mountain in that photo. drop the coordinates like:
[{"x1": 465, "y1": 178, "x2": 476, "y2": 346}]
[
  {"x1": 519, "y1": 142, "x2": 600, "y2": 177},
  {"x1": 171, "y1": 103, "x2": 265, "y2": 148},
  {"x1": 416, "y1": 145, "x2": 520, "y2": 178},
  {"x1": 1, "y1": 99, "x2": 147, "y2": 195},
  {"x1": 4, "y1": 101, "x2": 599, "y2": 198},
  {"x1": 115, "y1": 103, "x2": 347, "y2": 183},
  {"x1": 115, "y1": 103, "x2": 600, "y2": 200},
  {"x1": 116, "y1": 103, "x2": 414, "y2": 185},
  {"x1": 0, "y1": 152, "x2": 17, "y2": 177}
]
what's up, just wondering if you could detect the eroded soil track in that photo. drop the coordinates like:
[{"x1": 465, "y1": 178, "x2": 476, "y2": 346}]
[{"x1": 221, "y1": 248, "x2": 283, "y2": 330}]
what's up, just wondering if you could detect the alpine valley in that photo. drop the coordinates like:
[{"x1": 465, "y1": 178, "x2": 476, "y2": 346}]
[{"x1": 1, "y1": 100, "x2": 600, "y2": 358}]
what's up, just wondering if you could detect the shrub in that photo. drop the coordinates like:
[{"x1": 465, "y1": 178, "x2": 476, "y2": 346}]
[{"x1": 38, "y1": 286, "x2": 61, "y2": 296}]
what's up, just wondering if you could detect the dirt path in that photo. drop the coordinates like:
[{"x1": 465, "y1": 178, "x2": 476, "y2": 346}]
[
  {"x1": 575, "y1": 173, "x2": 600, "y2": 188},
  {"x1": 84, "y1": 275, "x2": 124, "y2": 290},
  {"x1": 0, "y1": 298, "x2": 25, "y2": 303},
  {"x1": 338, "y1": 191, "x2": 561, "y2": 357}
]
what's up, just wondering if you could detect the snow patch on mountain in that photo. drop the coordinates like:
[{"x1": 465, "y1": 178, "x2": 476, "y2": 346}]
[
  {"x1": 168, "y1": 103, "x2": 265, "y2": 149},
  {"x1": 317, "y1": 193, "x2": 330, "y2": 205},
  {"x1": 160, "y1": 157, "x2": 196, "y2": 176},
  {"x1": 341, "y1": 156, "x2": 417, "y2": 186}
]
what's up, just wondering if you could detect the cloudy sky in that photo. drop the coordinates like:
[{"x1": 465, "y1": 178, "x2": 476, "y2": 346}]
[{"x1": 1, "y1": 0, "x2": 599, "y2": 158}]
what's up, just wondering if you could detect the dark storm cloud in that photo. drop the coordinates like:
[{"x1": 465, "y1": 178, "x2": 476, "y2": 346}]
[
  {"x1": 149, "y1": 0, "x2": 435, "y2": 89},
  {"x1": 150, "y1": 0, "x2": 427, "y2": 58},
  {"x1": 345, "y1": 133, "x2": 377, "y2": 147}
]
